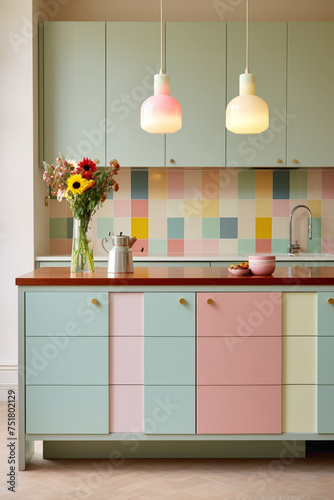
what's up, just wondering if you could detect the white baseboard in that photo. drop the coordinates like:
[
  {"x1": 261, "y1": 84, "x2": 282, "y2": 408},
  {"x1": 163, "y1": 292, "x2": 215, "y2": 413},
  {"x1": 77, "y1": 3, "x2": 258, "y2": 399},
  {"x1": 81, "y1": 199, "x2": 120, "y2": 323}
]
[{"x1": 0, "y1": 362, "x2": 18, "y2": 401}]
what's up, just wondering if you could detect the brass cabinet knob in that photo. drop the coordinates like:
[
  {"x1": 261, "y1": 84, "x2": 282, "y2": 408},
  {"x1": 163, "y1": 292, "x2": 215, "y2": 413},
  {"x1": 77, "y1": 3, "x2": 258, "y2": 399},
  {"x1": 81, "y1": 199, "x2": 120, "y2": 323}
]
[
  {"x1": 207, "y1": 298, "x2": 213, "y2": 305},
  {"x1": 293, "y1": 159, "x2": 298, "y2": 164},
  {"x1": 91, "y1": 298, "x2": 98, "y2": 305},
  {"x1": 328, "y1": 298, "x2": 334, "y2": 305},
  {"x1": 170, "y1": 159, "x2": 175, "y2": 164},
  {"x1": 277, "y1": 159, "x2": 282, "y2": 164},
  {"x1": 179, "y1": 298, "x2": 186, "y2": 304}
]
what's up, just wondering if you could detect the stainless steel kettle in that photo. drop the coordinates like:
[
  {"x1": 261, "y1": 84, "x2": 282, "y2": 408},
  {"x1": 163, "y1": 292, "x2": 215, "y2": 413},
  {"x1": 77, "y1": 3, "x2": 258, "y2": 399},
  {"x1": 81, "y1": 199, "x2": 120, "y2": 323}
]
[{"x1": 102, "y1": 232, "x2": 137, "y2": 273}]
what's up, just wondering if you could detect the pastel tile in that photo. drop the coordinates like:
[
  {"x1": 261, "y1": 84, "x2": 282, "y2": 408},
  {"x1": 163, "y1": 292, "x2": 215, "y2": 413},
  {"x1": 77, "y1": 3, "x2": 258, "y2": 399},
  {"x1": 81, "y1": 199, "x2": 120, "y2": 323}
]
[
  {"x1": 202, "y1": 239, "x2": 219, "y2": 255},
  {"x1": 67, "y1": 217, "x2": 73, "y2": 239},
  {"x1": 256, "y1": 171, "x2": 273, "y2": 199},
  {"x1": 106, "y1": 189, "x2": 114, "y2": 200},
  {"x1": 114, "y1": 200, "x2": 131, "y2": 217},
  {"x1": 149, "y1": 171, "x2": 167, "y2": 199},
  {"x1": 131, "y1": 218, "x2": 149, "y2": 239},
  {"x1": 272, "y1": 239, "x2": 289, "y2": 254},
  {"x1": 184, "y1": 199, "x2": 204, "y2": 218},
  {"x1": 184, "y1": 239, "x2": 202, "y2": 254},
  {"x1": 149, "y1": 239, "x2": 167, "y2": 255},
  {"x1": 256, "y1": 218, "x2": 272, "y2": 239},
  {"x1": 202, "y1": 171, "x2": 219, "y2": 199},
  {"x1": 322, "y1": 171, "x2": 334, "y2": 199},
  {"x1": 167, "y1": 218, "x2": 184, "y2": 239},
  {"x1": 312, "y1": 218, "x2": 321, "y2": 239},
  {"x1": 149, "y1": 199, "x2": 167, "y2": 218},
  {"x1": 238, "y1": 171, "x2": 256, "y2": 199},
  {"x1": 306, "y1": 200, "x2": 321, "y2": 218},
  {"x1": 167, "y1": 239, "x2": 184, "y2": 255},
  {"x1": 322, "y1": 239, "x2": 334, "y2": 253},
  {"x1": 289, "y1": 199, "x2": 307, "y2": 214},
  {"x1": 97, "y1": 218, "x2": 114, "y2": 239},
  {"x1": 272, "y1": 217, "x2": 289, "y2": 239},
  {"x1": 220, "y1": 199, "x2": 238, "y2": 217},
  {"x1": 167, "y1": 171, "x2": 184, "y2": 199},
  {"x1": 220, "y1": 218, "x2": 238, "y2": 239},
  {"x1": 131, "y1": 200, "x2": 148, "y2": 218},
  {"x1": 202, "y1": 199, "x2": 219, "y2": 218},
  {"x1": 184, "y1": 218, "x2": 202, "y2": 240},
  {"x1": 149, "y1": 218, "x2": 167, "y2": 239},
  {"x1": 256, "y1": 200, "x2": 272, "y2": 217},
  {"x1": 256, "y1": 239, "x2": 272, "y2": 253},
  {"x1": 167, "y1": 199, "x2": 184, "y2": 217},
  {"x1": 273, "y1": 171, "x2": 290, "y2": 200},
  {"x1": 219, "y1": 169, "x2": 239, "y2": 199},
  {"x1": 307, "y1": 171, "x2": 322, "y2": 199},
  {"x1": 219, "y1": 239, "x2": 238, "y2": 254},
  {"x1": 50, "y1": 199, "x2": 67, "y2": 218},
  {"x1": 202, "y1": 218, "x2": 220, "y2": 239},
  {"x1": 273, "y1": 200, "x2": 290, "y2": 217},
  {"x1": 132, "y1": 239, "x2": 148, "y2": 256},
  {"x1": 184, "y1": 170, "x2": 202, "y2": 199},
  {"x1": 50, "y1": 218, "x2": 67, "y2": 239},
  {"x1": 114, "y1": 218, "x2": 131, "y2": 236},
  {"x1": 238, "y1": 218, "x2": 255, "y2": 239},
  {"x1": 131, "y1": 170, "x2": 148, "y2": 200},
  {"x1": 50, "y1": 239, "x2": 68, "y2": 255},
  {"x1": 96, "y1": 200, "x2": 113, "y2": 218},
  {"x1": 238, "y1": 239, "x2": 256, "y2": 254},
  {"x1": 322, "y1": 219, "x2": 334, "y2": 239},
  {"x1": 290, "y1": 170, "x2": 307, "y2": 199},
  {"x1": 307, "y1": 238, "x2": 322, "y2": 253},
  {"x1": 113, "y1": 169, "x2": 131, "y2": 200},
  {"x1": 238, "y1": 199, "x2": 256, "y2": 218}
]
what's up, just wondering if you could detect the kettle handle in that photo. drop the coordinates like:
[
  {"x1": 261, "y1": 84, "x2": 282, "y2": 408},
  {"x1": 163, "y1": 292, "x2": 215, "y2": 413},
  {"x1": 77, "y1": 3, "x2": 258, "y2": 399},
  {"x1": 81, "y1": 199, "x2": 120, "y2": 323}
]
[{"x1": 101, "y1": 238, "x2": 109, "y2": 253}]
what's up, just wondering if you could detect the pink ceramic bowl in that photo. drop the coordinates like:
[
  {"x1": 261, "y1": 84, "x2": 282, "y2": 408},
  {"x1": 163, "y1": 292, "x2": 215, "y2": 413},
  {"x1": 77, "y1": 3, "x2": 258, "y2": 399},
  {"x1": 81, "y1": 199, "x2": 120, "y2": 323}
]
[{"x1": 248, "y1": 255, "x2": 276, "y2": 276}]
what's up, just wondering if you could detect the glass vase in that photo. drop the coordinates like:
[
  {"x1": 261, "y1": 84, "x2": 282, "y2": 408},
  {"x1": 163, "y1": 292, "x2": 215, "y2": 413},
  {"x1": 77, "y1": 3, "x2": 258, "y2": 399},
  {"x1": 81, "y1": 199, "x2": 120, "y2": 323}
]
[{"x1": 71, "y1": 217, "x2": 94, "y2": 273}]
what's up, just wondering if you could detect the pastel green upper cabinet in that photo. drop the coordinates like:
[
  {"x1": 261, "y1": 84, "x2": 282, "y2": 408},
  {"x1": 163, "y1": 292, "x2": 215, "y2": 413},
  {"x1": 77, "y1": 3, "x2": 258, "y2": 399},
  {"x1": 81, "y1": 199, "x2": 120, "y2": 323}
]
[
  {"x1": 287, "y1": 23, "x2": 334, "y2": 167},
  {"x1": 106, "y1": 23, "x2": 164, "y2": 167},
  {"x1": 226, "y1": 23, "x2": 287, "y2": 168},
  {"x1": 43, "y1": 22, "x2": 106, "y2": 165},
  {"x1": 165, "y1": 23, "x2": 226, "y2": 167}
]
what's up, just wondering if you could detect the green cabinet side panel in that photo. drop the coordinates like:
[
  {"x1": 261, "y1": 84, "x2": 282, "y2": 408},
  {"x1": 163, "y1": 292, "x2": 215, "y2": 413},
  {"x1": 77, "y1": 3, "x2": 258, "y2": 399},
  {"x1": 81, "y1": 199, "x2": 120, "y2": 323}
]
[
  {"x1": 26, "y1": 292, "x2": 108, "y2": 336},
  {"x1": 318, "y1": 337, "x2": 334, "y2": 384},
  {"x1": 226, "y1": 23, "x2": 287, "y2": 167},
  {"x1": 317, "y1": 292, "x2": 334, "y2": 336},
  {"x1": 287, "y1": 23, "x2": 334, "y2": 167},
  {"x1": 26, "y1": 337, "x2": 108, "y2": 385},
  {"x1": 166, "y1": 23, "x2": 226, "y2": 167},
  {"x1": 145, "y1": 337, "x2": 195, "y2": 385},
  {"x1": 26, "y1": 385, "x2": 109, "y2": 434},
  {"x1": 44, "y1": 22, "x2": 106, "y2": 165},
  {"x1": 318, "y1": 385, "x2": 334, "y2": 434},
  {"x1": 144, "y1": 293, "x2": 195, "y2": 337},
  {"x1": 107, "y1": 22, "x2": 164, "y2": 167},
  {"x1": 144, "y1": 385, "x2": 195, "y2": 434}
]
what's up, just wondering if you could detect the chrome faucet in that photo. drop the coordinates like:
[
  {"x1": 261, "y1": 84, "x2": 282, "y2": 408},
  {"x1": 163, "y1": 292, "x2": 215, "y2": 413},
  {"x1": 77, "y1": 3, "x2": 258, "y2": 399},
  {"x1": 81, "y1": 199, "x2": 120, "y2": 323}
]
[{"x1": 288, "y1": 205, "x2": 312, "y2": 254}]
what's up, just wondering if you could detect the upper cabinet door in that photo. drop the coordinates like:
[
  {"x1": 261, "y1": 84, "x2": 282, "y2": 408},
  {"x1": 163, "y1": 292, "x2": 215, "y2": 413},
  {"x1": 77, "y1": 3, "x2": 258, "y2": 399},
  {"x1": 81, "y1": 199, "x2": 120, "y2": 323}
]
[
  {"x1": 43, "y1": 22, "x2": 106, "y2": 165},
  {"x1": 226, "y1": 23, "x2": 287, "y2": 168},
  {"x1": 106, "y1": 23, "x2": 164, "y2": 167},
  {"x1": 288, "y1": 23, "x2": 334, "y2": 168},
  {"x1": 166, "y1": 23, "x2": 226, "y2": 168}
]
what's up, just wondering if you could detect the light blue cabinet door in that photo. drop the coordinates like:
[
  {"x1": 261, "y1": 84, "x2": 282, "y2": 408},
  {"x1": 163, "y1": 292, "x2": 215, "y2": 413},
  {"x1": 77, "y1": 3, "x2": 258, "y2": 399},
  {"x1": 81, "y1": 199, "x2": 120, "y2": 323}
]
[
  {"x1": 26, "y1": 386, "x2": 108, "y2": 434},
  {"x1": 26, "y1": 337, "x2": 108, "y2": 385},
  {"x1": 144, "y1": 293, "x2": 195, "y2": 336},
  {"x1": 166, "y1": 23, "x2": 226, "y2": 167},
  {"x1": 317, "y1": 292, "x2": 334, "y2": 336},
  {"x1": 145, "y1": 337, "x2": 195, "y2": 385},
  {"x1": 287, "y1": 23, "x2": 334, "y2": 167},
  {"x1": 26, "y1": 292, "x2": 108, "y2": 336},
  {"x1": 144, "y1": 385, "x2": 195, "y2": 434},
  {"x1": 318, "y1": 337, "x2": 334, "y2": 384},
  {"x1": 318, "y1": 386, "x2": 334, "y2": 434},
  {"x1": 226, "y1": 23, "x2": 287, "y2": 168},
  {"x1": 43, "y1": 22, "x2": 106, "y2": 165},
  {"x1": 106, "y1": 23, "x2": 164, "y2": 167}
]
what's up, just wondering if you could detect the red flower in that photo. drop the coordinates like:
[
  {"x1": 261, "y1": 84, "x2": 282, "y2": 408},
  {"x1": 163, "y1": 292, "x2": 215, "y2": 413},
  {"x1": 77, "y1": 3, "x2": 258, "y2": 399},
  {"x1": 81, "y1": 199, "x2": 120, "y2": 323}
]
[{"x1": 77, "y1": 158, "x2": 97, "y2": 180}]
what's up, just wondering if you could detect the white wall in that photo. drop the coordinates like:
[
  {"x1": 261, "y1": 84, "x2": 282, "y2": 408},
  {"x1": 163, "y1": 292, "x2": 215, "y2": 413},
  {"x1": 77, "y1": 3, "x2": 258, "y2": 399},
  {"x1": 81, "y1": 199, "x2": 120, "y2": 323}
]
[{"x1": 0, "y1": 0, "x2": 34, "y2": 399}]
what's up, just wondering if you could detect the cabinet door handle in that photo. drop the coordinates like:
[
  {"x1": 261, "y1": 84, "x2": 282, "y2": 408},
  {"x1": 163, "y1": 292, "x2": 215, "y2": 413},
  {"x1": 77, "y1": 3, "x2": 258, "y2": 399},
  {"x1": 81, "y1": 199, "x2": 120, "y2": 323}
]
[
  {"x1": 328, "y1": 298, "x2": 334, "y2": 305},
  {"x1": 207, "y1": 298, "x2": 213, "y2": 305},
  {"x1": 179, "y1": 298, "x2": 186, "y2": 304},
  {"x1": 277, "y1": 159, "x2": 282, "y2": 164},
  {"x1": 293, "y1": 159, "x2": 298, "y2": 164},
  {"x1": 170, "y1": 159, "x2": 175, "y2": 164},
  {"x1": 91, "y1": 298, "x2": 98, "y2": 305}
]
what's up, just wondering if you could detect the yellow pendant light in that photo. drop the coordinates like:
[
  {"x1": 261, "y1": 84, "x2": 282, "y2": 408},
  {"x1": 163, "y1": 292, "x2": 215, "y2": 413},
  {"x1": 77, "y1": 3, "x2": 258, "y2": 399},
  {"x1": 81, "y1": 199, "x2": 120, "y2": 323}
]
[{"x1": 226, "y1": 0, "x2": 269, "y2": 134}]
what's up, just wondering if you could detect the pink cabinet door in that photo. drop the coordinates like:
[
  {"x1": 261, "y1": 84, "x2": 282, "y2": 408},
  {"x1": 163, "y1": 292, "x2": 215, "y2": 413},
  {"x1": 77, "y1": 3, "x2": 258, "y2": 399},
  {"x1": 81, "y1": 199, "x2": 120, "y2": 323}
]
[
  {"x1": 197, "y1": 337, "x2": 281, "y2": 386},
  {"x1": 197, "y1": 292, "x2": 281, "y2": 337},
  {"x1": 197, "y1": 386, "x2": 281, "y2": 434},
  {"x1": 109, "y1": 293, "x2": 144, "y2": 336}
]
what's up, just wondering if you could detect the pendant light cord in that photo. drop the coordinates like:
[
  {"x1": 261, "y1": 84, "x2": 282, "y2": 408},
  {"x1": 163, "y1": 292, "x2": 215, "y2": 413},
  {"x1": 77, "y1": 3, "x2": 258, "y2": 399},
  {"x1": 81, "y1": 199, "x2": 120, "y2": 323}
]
[
  {"x1": 245, "y1": 0, "x2": 249, "y2": 73},
  {"x1": 160, "y1": 0, "x2": 164, "y2": 73}
]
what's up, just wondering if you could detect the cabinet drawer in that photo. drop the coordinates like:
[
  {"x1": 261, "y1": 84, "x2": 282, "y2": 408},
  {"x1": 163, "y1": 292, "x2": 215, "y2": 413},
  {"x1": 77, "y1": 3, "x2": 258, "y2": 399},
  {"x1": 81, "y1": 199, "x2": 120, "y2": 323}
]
[
  {"x1": 145, "y1": 337, "x2": 195, "y2": 385},
  {"x1": 197, "y1": 386, "x2": 281, "y2": 434},
  {"x1": 26, "y1": 386, "x2": 108, "y2": 434},
  {"x1": 110, "y1": 337, "x2": 144, "y2": 385},
  {"x1": 26, "y1": 292, "x2": 108, "y2": 336},
  {"x1": 109, "y1": 385, "x2": 144, "y2": 433},
  {"x1": 197, "y1": 337, "x2": 281, "y2": 386},
  {"x1": 282, "y1": 385, "x2": 316, "y2": 433},
  {"x1": 318, "y1": 292, "x2": 334, "y2": 336},
  {"x1": 197, "y1": 293, "x2": 281, "y2": 337},
  {"x1": 144, "y1": 293, "x2": 195, "y2": 337},
  {"x1": 109, "y1": 293, "x2": 144, "y2": 336},
  {"x1": 282, "y1": 337, "x2": 316, "y2": 384},
  {"x1": 282, "y1": 293, "x2": 317, "y2": 336},
  {"x1": 26, "y1": 337, "x2": 108, "y2": 385},
  {"x1": 318, "y1": 337, "x2": 334, "y2": 384},
  {"x1": 318, "y1": 386, "x2": 334, "y2": 434},
  {"x1": 144, "y1": 385, "x2": 195, "y2": 434}
]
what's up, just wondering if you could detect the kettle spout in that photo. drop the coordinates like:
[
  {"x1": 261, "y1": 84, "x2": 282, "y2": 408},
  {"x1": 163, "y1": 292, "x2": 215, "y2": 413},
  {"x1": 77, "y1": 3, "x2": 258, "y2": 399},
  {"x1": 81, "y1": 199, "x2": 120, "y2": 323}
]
[{"x1": 129, "y1": 237, "x2": 137, "y2": 249}]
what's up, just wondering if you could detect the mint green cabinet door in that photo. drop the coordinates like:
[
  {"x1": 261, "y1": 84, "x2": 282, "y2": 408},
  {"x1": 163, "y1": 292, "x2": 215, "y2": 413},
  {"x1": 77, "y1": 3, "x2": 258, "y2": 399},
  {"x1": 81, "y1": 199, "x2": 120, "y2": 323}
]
[
  {"x1": 43, "y1": 22, "x2": 106, "y2": 165},
  {"x1": 287, "y1": 23, "x2": 334, "y2": 167},
  {"x1": 144, "y1": 385, "x2": 195, "y2": 434},
  {"x1": 26, "y1": 337, "x2": 108, "y2": 385},
  {"x1": 26, "y1": 386, "x2": 108, "y2": 434},
  {"x1": 144, "y1": 293, "x2": 195, "y2": 336},
  {"x1": 107, "y1": 23, "x2": 164, "y2": 167},
  {"x1": 26, "y1": 292, "x2": 108, "y2": 336},
  {"x1": 226, "y1": 23, "x2": 287, "y2": 168},
  {"x1": 166, "y1": 23, "x2": 226, "y2": 167},
  {"x1": 318, "y1": 337, "x2": 334, "y2": 384},
  {"x1": 145, "y1": 337, "x2": 195, "y2": 385},
  {"x1": 318, "y1": 386, "x2": 334, "y2": 434},
  {"x1": 317, "y1": 292, "x2": 334, "y2": 336}
]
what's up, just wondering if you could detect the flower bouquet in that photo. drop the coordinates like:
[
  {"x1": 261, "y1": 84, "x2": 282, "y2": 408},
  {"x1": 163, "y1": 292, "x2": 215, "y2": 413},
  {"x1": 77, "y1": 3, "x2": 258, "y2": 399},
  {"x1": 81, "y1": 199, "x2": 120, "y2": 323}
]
[{"x1": 43, "y1": 156, "x2": 119, "y2": 272}]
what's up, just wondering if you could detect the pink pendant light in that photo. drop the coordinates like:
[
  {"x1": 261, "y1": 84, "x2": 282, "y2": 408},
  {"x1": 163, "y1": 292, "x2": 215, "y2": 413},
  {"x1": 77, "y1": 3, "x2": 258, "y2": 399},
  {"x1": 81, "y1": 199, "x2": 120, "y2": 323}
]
[{"x1": 140, "y1": 0, "x2": 182, "y2": 134}]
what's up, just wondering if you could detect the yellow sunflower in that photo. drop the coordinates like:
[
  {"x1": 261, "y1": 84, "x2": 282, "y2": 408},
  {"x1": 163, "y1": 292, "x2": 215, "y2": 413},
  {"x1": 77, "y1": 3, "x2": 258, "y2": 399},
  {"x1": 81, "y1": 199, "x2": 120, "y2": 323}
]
[{"x1": 66, "y1": 174, "x2": 89, "y2": 196}]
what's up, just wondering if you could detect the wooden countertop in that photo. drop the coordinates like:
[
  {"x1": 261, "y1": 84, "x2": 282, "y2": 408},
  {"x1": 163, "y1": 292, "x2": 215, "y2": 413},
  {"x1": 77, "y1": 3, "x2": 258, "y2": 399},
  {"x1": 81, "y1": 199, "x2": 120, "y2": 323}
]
[{"x1": 15, "y1": 266, "x2": 334, "y2": 286}]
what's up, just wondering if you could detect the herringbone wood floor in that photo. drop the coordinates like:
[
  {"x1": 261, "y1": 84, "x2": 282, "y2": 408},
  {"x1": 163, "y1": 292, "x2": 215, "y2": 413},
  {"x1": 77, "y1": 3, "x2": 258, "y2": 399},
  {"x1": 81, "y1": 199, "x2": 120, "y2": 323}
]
[{"x1": 1, "y1": 402, "x2": 333, "y2": 500}]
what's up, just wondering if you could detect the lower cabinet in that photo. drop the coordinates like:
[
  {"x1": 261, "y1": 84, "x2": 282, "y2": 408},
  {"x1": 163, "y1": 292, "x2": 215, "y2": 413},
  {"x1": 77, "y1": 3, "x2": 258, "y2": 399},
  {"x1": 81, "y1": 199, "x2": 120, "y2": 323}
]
[{"x1": 318, "y1": 293, "x2": 334, "y2": 433}]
